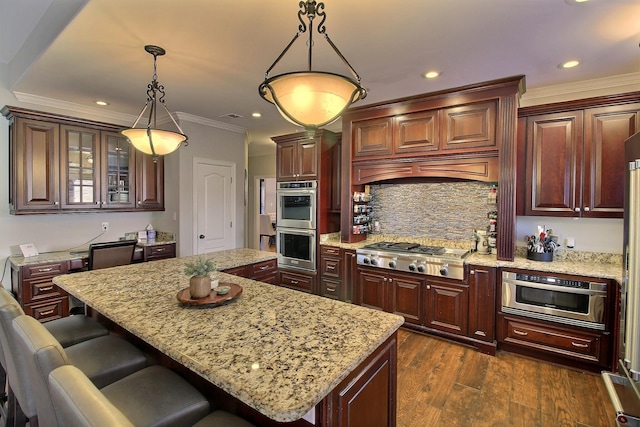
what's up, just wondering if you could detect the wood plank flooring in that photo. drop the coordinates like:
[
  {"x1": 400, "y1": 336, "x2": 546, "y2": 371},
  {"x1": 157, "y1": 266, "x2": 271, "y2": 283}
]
[{"x1": 396, "y1": 329, "x2": 617, "y2": 427}]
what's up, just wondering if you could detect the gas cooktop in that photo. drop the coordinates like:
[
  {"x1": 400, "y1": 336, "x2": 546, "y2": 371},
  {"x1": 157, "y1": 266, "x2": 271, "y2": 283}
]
[{"x1": 362, "y1": 242, "x2": 466, "y2": 257}]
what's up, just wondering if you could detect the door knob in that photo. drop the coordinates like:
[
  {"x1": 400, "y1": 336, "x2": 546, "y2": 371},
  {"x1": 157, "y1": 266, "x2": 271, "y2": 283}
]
[{"x1": 199, "y1": 234, "x2": 205, "y2": 239}]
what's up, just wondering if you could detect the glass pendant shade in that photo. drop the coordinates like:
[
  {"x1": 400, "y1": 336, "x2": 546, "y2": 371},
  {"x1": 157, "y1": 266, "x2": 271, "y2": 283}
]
[
  {"x1": 120, "y1": 128, "x2": 187, "y2": 156},
  {"x1": 261, "y1": 72, "x2": 364, "y2": 128}
]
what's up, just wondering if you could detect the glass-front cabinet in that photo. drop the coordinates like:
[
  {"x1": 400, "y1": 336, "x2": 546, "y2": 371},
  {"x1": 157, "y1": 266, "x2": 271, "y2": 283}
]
[
  {"x1": 102, "y1": 131, "x2": 135, "y2": 209},
  {"x1": 60, "y1": 125, "x2": 100, "y2": 209}
]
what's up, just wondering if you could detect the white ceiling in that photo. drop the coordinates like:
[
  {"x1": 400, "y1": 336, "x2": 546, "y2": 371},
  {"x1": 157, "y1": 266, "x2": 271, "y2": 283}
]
[{"x1": 2, "y1": 0, "x2": 639, "y2": 157}]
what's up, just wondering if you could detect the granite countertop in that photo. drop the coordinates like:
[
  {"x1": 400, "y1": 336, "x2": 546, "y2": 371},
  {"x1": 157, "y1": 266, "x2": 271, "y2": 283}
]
[
  {"x1": 53, "y1": 251, "x2": 403, "y2": 423},
  {"x1": 320, "y1": 233, "x2": 623, "y2": 283}
]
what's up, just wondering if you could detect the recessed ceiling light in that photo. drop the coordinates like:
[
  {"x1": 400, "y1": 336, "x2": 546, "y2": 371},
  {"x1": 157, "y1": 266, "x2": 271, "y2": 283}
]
[
  {"x1": 95, "y1": 100, "x2": 109, "y2": 106},
  {"x1": 423, "y1": 71, "x2": 440, "y2": 79},
  {"x1": 559, "y1": 60, "x2": 580, "y2": 69},
  {"x1": 252, "y1": 112, "x2": 262, "y2": 118},
  {"x1": 565, "y1": 0, "x2": 588, "y2": 4}
]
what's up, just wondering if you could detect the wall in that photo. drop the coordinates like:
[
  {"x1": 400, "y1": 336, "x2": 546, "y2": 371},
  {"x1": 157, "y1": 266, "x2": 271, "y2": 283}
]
[
  {"x1": 369, "y1": 181, "x2": 494, "y2": 243},
  {"x1": 247, "y1": 152, "x2": 276, "y2": 249}
]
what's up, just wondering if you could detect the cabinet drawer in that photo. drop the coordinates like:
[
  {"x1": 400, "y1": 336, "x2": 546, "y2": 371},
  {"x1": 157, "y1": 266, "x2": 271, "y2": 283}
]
[
  {"x1": 321, "y1": 246, "x2": 342, "y2": 257},
  {"x1": 146, "y1": 244, "x2": 176, "y2": 260},
  {"x1": 248, "y1": 259, "x2": 277, "y2": 278},
  {"x1": 23, "y1": 262, "x2": 67, "y2": 279},
  {"x1": 321, "y1": 256, "x2": 342, "y2": 279},
  {"x1": 503, "y1": 317, "x2": 600, "y2": 361},
  {"x1": 24, "y1": 298, "x2": 69, "y2": 323},
  {"x1": 255, "y1": 272, "x2": 278, "y2": 285},
  {"x1": 279, "y1": 271, "x2": 315, "y2": 293},
  {"x1": 24, "y1": 277, "x2": 68, "y2": 304},
  {"x1": 222, "y1": 266, "x2": 247, "y2": 277},
  {"x1": 320, "y1": 277, "x2": 343, "y2": 300}
]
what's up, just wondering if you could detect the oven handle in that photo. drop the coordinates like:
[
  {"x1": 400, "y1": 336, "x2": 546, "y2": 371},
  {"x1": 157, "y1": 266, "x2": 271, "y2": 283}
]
[{"x1": 503, "y1": 278, "x2": 607, "y2": 296}]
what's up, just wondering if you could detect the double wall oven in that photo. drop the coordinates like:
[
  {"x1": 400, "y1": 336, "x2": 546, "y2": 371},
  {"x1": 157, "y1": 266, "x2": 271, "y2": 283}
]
[{"x1": 276, "y1": 181, "x2": 317, "y2": 271}]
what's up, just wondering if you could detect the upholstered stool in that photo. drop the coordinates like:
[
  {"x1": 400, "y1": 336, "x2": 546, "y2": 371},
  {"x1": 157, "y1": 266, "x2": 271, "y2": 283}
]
[{"x1": 14, "y1": 315, "x2": 210, "y2": 427}]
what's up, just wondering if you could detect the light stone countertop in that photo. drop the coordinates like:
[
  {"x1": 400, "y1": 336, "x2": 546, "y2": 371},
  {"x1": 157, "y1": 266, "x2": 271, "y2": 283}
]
[
  {"x1": 53, "y1": 251, "x2": 403, "y2": 423},
  {"x1": 320, "y1": 233, "x2": 623, "y2": 283}
]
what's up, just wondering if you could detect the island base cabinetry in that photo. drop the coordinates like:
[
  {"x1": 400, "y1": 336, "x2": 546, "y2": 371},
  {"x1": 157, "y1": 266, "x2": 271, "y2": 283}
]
[
  {"x1": 279, "y1": 269, "x2": 316, "y2": 293},
  {"x1": 11, "y1": 261, "x2": 70, "y2": 322},
  {"x1": 221, "y1": 259, "x2": 278, "y2": 284}
]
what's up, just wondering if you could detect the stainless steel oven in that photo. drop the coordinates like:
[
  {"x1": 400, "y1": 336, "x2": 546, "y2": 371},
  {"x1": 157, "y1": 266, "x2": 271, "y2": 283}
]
[
  {"x1": 276, "y1": 181, "x2": 316, "y2": 229},
  {"x1": 277, "y1": 227, "x2": 316, "y2": 271},
  {"x1": 501, "y1": 271, "x2": 607, "y2": 330}
]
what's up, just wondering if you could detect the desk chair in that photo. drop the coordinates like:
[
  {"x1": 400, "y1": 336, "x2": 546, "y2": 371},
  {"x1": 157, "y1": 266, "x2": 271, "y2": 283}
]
[
  {"x1": 259, "y1": 214, "x2": 276, "y2": 247},
  {"x1": 49, "y1": 365, "x2": 255, "y2": 427},
  {"x1": 13, "y1": 315, "x2": 211, "y2": 427},
  {"x1": 88, "y1": 239, "x2": 137, "y2": 270}
]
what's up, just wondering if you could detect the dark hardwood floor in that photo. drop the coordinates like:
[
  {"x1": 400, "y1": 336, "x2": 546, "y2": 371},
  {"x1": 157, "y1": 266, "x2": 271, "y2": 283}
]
[{"x1": 396, "y1": 329, "x2": 616, "y2": 427}]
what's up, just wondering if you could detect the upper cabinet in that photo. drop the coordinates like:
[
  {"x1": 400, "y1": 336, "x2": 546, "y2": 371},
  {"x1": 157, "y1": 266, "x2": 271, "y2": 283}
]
[
  {"x1": 2, "y1": 106, "x2": 164, "y2": 214},
  {"x1": 517, "y1": 94, "x2": 640, "y2": 218},
  {"x1": 276, "y1": 139, "x2": 318, "y2": 181}
]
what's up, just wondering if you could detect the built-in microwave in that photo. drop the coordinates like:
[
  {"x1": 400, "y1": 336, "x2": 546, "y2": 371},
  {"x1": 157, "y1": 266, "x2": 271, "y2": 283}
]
[
  {"x1": 501, "y1": 271, "x2": 608, "y2": 330},
  {"x1": 277, "y1": 227, "x2": 316, "y2": 271},
  {"x1": 276, "y1": 181, "x2": 316, "y2": 229}
]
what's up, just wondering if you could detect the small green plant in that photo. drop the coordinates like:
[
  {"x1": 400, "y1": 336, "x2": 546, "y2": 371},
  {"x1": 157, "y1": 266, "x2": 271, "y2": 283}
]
[{"x1": 183, "y1": 256, "x2": 216, "y2": 277}]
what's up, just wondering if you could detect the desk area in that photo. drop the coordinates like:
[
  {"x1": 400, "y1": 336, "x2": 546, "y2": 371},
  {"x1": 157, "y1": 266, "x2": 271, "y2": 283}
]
[{"x1": 52, "y1": 252, "x2": 403, "y2": 426}]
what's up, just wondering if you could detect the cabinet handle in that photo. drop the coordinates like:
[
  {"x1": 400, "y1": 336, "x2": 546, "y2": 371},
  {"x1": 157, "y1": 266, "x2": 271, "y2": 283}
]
[
  {"x1": 54, "y1": 201, "x2": 59, "y2": 205},
  {"x1": 571, "y1": 341, "x2": 589, "y2": 348},
  {"x1": 39, "y1": 286, "x2": 53, "y2": 292},
  {"x1": 138, "y1": 201, "x2": 142, "y2": 205},
  {"x1": 584, "y1": 207, "x2": 590, "y2": 212},
  {"x1": 260, "y1": 265, "x2": 270, "y2": 270},
  {"x1": 290, "y1": 280, "x2": 299, "y2": 284},
  {"x1": 426, "y1": 285, "x2": 430, "y2": 289},
  {"x1": 470, "y1": 270, "x2": 475, "y2": 275},
  {"x1": 96, "y1": 201, "x2": 100, "y2": 205},
  {"x1": 39, "y1": 310, "x2": 54, "y2": 316},
  {"x1": 156, "y1": 248, "x2": 166, "y2": 252},
  {"x1": 38, "y1": 268, "x2": 54, "y2": 272},
  {"x1": 326, "y1": 287, "x2": 336, "y2": 293},
  {"x1": 574, "y1": 207, "x2": 580, "y2": 212},
  {"x1": 513, "y1": 329, "x2": 528, "y2": 336},
  {"x1": 327, "y1": 265, "x2": 335, "y2": 270}
]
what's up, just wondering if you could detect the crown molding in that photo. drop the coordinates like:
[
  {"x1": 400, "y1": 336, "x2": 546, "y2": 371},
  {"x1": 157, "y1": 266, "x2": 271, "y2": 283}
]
[
  {"x1": 174, "y1": 112, "x2": 246, "y2": 134},
  {"x1": 12, "y1": 91, "x2": 247, "y2": 134},
  {"x1": 521, "y1": 72, "x2": 640, "y2": 107}
]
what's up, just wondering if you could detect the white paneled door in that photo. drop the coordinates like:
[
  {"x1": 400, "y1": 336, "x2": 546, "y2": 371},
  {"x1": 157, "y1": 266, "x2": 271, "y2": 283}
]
[{"x1": 193, "y1": 158, "x2": 236, "y2": 255}]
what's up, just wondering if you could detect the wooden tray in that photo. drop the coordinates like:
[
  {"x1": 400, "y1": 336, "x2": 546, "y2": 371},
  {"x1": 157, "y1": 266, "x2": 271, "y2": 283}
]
[{"x1": 176, "y1": 283, "x2": 243, "y2": 306}]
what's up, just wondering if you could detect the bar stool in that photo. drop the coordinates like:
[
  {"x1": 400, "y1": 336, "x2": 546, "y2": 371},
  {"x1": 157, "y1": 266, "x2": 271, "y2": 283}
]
[
  {"x1": 13, "y1": 315, "x2": 211, "y2": 427},
  {"x1": 0, "y1": 287, "x2": 108, "y2": 348},
  {"x1": 49, "y1": 365, "x2": 255, "y2": 427},
  {"x1": 0, "y1": 306, "x2": 148, "y2": 427}
]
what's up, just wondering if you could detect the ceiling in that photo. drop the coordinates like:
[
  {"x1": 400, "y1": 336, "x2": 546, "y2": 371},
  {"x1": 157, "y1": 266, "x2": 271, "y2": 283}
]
[{"x1": 1, "y1": 0, "x2": 639, "y2": 157}]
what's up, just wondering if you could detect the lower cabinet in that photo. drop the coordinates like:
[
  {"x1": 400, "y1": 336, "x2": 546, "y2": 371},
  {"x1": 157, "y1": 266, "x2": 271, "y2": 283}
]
[
  {"x1": 279, "y1": 269, "x2": 316, "y2": 293},
  {"x1": 355, "y1": 264, "x2": 497, "y2": 355},
  {"x1": 11, "y1": 261, "x2": 70, "y2": 322},
  {"x1": 143, "y1": 242, "x2": 176, "y2": 262},
  {"x1": 221, "y1": 259, "x2": 278, "y2": 284},
  {"x1": 425, "y1": 278, "x2": 468, "y2": 336}
]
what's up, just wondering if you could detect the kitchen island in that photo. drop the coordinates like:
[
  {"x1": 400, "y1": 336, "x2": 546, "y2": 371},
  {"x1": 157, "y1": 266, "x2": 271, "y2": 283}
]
[{"x1": 53, "y1": 249, "x2": 404, "y2": 426}]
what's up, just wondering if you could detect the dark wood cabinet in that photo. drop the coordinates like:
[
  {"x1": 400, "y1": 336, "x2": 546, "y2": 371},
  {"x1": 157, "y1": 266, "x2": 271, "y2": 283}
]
[
  {"x1": 2, "y1": 106, "x2": 165, "y2": 214},
  {"x1": 279, "y1": 269, "x2": 316, "y2": 294},
  {"x1": 320, "y1": 246, "x2": 345, "y2": 301},
  {"x1": 467, "y1": 265, "x2": 496, "y2": 342},
  {"x1": 425, "y1": 277, "x2": 468, "y2": 336},
  {"x1": 518, "y1": 94, "x2": 640, "y2": 218},
  {"x1": 221, "y1": 259, "x2": 278, "y2": 284},
  {"x1": 394, "y1": 110, "x2": 439, "y2": 155},
  {"x1": 143, "y1": 243, "x2": 176, "y2": 262},
  {"x1": 353, "y1": 117, "x2": 393, "y2": 158},
  {"x1": 441, "y1": 101, "x2": 497, "y2": 151},
  {"x1": 275, "y1": 139, "x2": 317, "y2": 181},
  {"x1": 11, "y1": 261, "x2": 70, "y2": 322},
  {"x1": 356, "y1": 266, "x2": 425, "y2": 324}
]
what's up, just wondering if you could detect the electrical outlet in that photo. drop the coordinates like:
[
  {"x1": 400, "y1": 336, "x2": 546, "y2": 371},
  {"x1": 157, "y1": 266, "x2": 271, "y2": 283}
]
[{"x1": 101, "y1": 222, "x2": 109, "y2": 232}]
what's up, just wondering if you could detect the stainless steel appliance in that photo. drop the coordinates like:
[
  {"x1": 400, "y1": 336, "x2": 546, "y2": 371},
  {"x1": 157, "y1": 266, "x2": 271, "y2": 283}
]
[
  {"x1": 356, "y1": 241, "x2": 469, "y2": 280},
  {"x1": 276, "y1": 181, "x2": 316, "y2": 229},
  {"x1": 277, "y1": 227, "x2": 316, "y2": 271},
  {"x1": 501, "y1": 271, "x2": 607, "y2": 330},
  {"x1": 602, "y1": 132, "x2": 640, "y2": 426}
]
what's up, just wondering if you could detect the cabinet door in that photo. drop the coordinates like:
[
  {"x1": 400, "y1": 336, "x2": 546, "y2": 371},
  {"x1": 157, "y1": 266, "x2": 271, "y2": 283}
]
[
  {"x1": 353, "y1": 117, "x2": 393, "y2": 158},
  {"x1": 525, "y1": 111, "x2": 583, "y2": 216},
  {"x1": 343, "y1": 249, "x2": 357, "y2": 303},
  {"x1": 102, "y1": 131, "x2": 136, "y2": 209},
  {"x1": 297, "y1": 140, "x2": 318, "y2": 179},
  {"x1": 441, "y1": 101, "x2": 497, "y2": 151},
  {"x1": 276, "y1": 141, "x2": 297, "y2": 180},
  {"x1": 60, "y1": 125, "x2": 101, "y2": 209},
  {"x1": 357, "y1": 268, "x2": 387, "y2": 311},
  {"x1": 426, "y1": 278, "x2": 468, "y2": 336},
  {"x1": 394, "y1": 110, "x2": 439, "y2": 155},
  {"x1": 468, "y1": 265, "x2": 496, "y2": 342},
  {"x1": 388, "y1": 272, "x2": 424, "y2": 325},
  {"x1": 136, "y1": 153, "x2": 164, "y2": 209},
  {"x1": 583, "y1": 104, "x2": 640, "y2": 218},
  {"x1": 13, "y1": 118, "x2": 60, "y2": 211}
]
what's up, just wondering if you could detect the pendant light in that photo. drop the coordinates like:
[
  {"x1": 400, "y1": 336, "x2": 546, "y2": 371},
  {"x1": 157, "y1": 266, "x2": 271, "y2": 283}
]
[
  {"x1": 259, "y1": 1, "x2": 367, "y2": 129},
  {"x1": 121, "y1": 45, "x2": 188, "y2": 160}
]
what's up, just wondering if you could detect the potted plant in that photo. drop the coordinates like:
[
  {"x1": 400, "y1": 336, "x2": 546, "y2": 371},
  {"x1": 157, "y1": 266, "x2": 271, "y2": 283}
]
[{"x1": 183, "y1": 256, "x2": 216, "y2": 298}]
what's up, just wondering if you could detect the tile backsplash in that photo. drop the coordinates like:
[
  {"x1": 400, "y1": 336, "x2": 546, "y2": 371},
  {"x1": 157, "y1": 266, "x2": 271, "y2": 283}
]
[{"x1": 369, "y1": 181, "x2": 495, "y2": 241}]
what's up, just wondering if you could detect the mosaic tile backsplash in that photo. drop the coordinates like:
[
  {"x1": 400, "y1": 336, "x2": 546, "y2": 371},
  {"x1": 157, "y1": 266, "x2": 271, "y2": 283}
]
[{"x1": 369, "y1": 181, "x2": 495, "y2": 241}]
